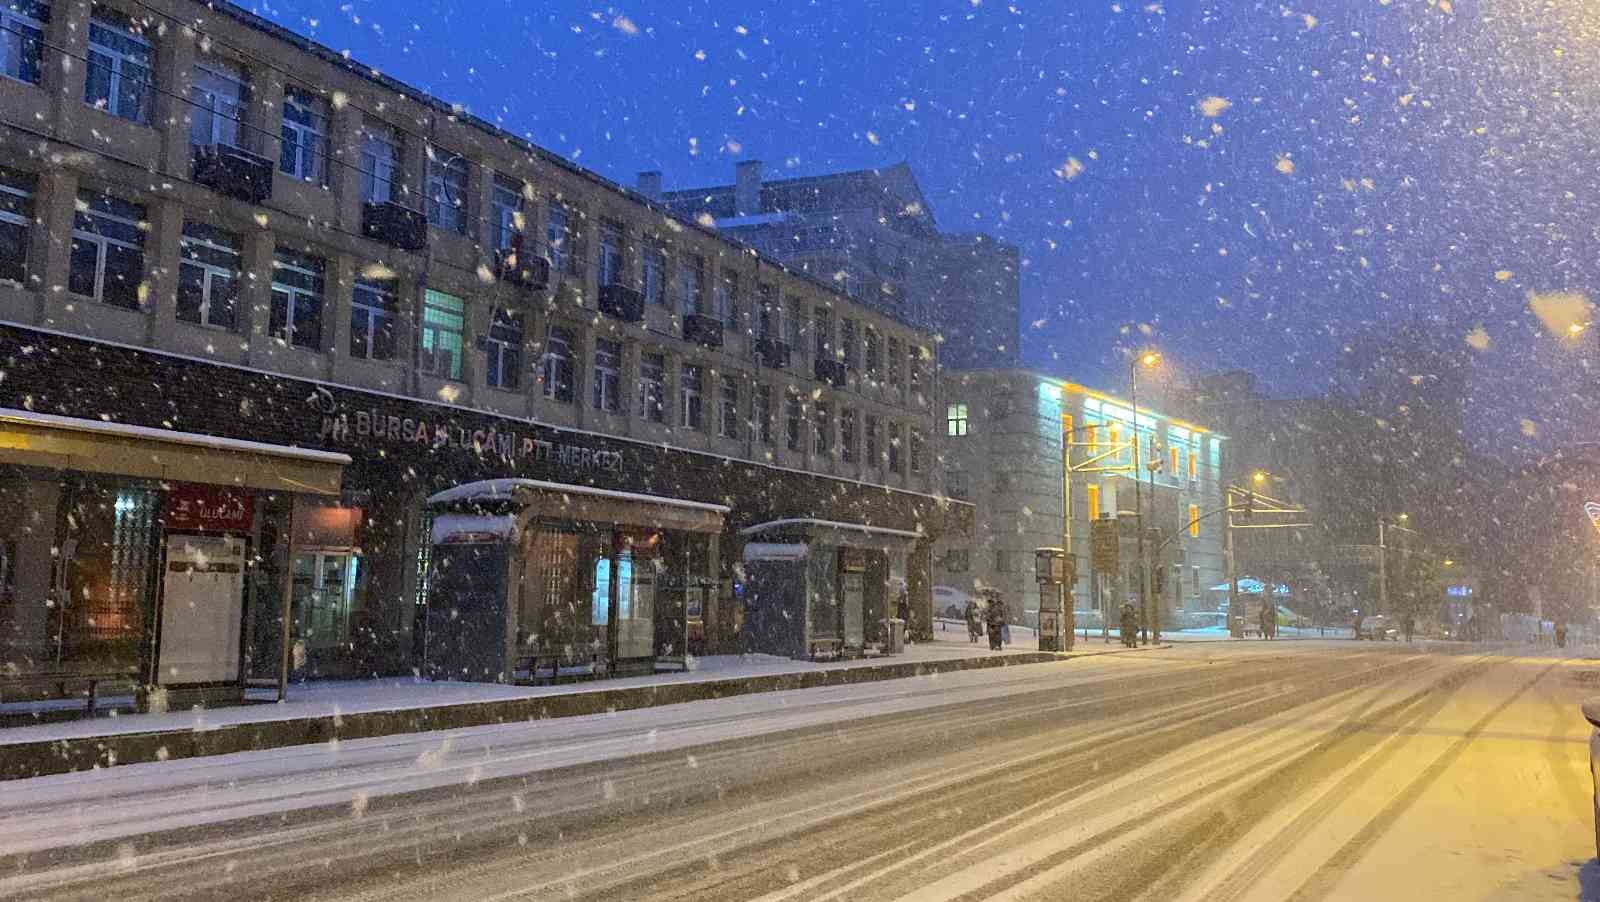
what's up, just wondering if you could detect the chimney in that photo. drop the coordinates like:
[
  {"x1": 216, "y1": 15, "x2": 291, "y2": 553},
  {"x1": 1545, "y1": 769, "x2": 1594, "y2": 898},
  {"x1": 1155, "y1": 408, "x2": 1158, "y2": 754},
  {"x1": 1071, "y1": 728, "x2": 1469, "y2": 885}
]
[
  {"x1": 636, "y1": 171, "x2": 662, "y2": 200},
  {"x1": 735, "y1": 160, "x2": 763, "y2": 216}
]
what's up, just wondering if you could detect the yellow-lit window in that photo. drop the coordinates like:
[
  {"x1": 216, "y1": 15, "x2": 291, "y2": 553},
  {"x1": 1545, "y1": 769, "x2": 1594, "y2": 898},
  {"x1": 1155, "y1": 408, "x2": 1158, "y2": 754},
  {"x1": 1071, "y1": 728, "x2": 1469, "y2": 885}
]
[
  {"x1": 1087, "y1": 483, "x2": 1101, "y2": 520},
  {"x1": 1188, "y1": 504, "x2": 1201, "y2": 537},
  {"x1": 1188, "y1": 447, "x2": 1198, "y2": 480},
  {"x1": 1086, "y1": 423, "x2": 1099, "y2": 451},
  {"x1": 1108, "y1": 424, "x2": 1120, "y2": 457},
  {"x1": 1169, "y1": 445, "x2": 1179, "y2": 474},
  {"x1": 1061, "y1": 413, "x2": 1073, "y2": 446}
]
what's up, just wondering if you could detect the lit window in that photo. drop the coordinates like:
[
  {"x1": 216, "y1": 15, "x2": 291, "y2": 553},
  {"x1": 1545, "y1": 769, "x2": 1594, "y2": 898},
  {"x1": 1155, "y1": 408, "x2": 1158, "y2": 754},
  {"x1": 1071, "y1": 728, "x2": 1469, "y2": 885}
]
[
  {"x1": 1188, "y1": 448, "x2": 1198, "y2": 480},
  {"x1": 419, "y1": 289, "x2": 465, "y2": 380},
  {"x1": 1169, "y1": 445, "x2": 1179, "y2": 475},
  {"x1": 946, "y1": 403, "x2": 970, "y2": 437},
  {"x1": 1188, "y1": 504, "x2": 1201, "y2": 538},
  {"x1": 1087, "y1": 483, "x2": 1101, "y2": 520}
]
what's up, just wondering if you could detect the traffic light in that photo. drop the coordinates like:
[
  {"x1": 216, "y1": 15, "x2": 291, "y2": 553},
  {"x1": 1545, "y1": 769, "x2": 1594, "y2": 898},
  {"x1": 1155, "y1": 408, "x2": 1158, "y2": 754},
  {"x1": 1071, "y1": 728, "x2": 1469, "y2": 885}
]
[{"x1": 1240, "y1": 489, "x2": 1255, "y2": 521}]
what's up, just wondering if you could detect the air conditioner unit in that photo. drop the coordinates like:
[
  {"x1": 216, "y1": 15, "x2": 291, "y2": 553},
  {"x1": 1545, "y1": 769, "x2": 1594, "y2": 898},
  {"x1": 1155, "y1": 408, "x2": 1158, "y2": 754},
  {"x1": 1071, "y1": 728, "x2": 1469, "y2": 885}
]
[
  {"x1": 754, "y1": 337, "x2": 791, "y2": 369},
  {"x1": 683, "y1": 313, "x2": 724, "y2": 349},
  {"x1": 192, "y1": 144, "x2": 274, "y2": 204},
  {"x1": 814, "y1": 358, "x2": 847, "y2": 388},
  {"x1": 599, "y1": 283, "x2": 646, "y2": 323},
  {"x1": 362, "y1": 200, "x2": 428, "y2": 251}
]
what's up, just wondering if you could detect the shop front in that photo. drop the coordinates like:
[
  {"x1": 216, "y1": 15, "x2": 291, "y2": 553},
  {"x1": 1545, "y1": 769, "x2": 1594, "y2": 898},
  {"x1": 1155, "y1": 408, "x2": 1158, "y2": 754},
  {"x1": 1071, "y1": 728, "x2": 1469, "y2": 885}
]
[
  {"x1": 422, "y1": 479, "x2": 728, "y2": 682},
  {"x1": 0, "y1": 408, "x2": 348, "y2": 712}
]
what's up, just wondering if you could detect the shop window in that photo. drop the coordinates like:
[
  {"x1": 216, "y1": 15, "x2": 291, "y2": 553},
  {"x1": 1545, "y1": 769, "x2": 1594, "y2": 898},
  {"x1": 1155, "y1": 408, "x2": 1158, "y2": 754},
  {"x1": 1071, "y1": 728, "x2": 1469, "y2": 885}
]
[
  {"x1": 0, "y1": 2, "x2": 47, "y2": 86},
  {"x1": 638, "y1": 352, "x2": 666, "y2": 423},
  {"x1": 69, "y1": 189, "x2": 145, "y2": 309},
  {"x1": 189, "y1": 58, "x2": 248, "y2": 150},
  {"x1": 598, "y1": 220, "x2": 625, "y2": 288},
  {"x1": 680, "y1": 363, "x2": 704, "y2": 431},
  {"x1": 359, "y1": 122, "x2": 399, "y2": 204},
  {"x1": 594, "y1": 338, "x2": 623, "y2": 413},
  {"x1": 840, "y1": 407, "x2": 857, "y2": 463},
  {"x1": 85, "y1": 13, "x2": 152, "y2": 124},
  {"x1": 67, "y1": 486, "x2": 158, "y2": 644},
  {"x1": 542, "y1": 323, "x2": 575, "y2": 402},
  {"x1": 420, "y1": 289, "x2": 465, "y2": 380},
  {"x1": 280, "y1": 87, "x2": 329, "y2": 184},
  {"x1": 642, "y1": 240, "x2": 667, "y2": 305},
  {"x1": 177, "y1": 223, "x2": 241, "y2": 330},
  {"x1": 719, "y1": 374, "x2": 740, "y2": 439},
  {"x1": 426, "y1": 149, "x2": 469, "y2": 235},
  {"x1": 484, "y1": 309, "x2": 524, "y2": 390},
  {"x1": 270, "y1": 249, "x2": 325, "y2": 349},
  {"x1": 677, "y1": 253, "x2": 706, "y2": 315},
  {"x1": 592, "y1": 557, "x2": 610, "y2": 626},
  {"x1": 0, "y1": 166, "x2": 33, "y2": 284},
  {"x1": 785, "y1": 389, "x2": 803, "y2": 452},
  {"x1": 814, "y1": 400, "x2": 832, "y2": 456},
  {"x1": 946, "y1": 403, "x2": 970, "y2": 437},
  {"x1": 753, "y1": 383, "x2": 772, "y2": 444},
  {"x1": 349, "y1": 275, "x2": 398, "y2": 361}
]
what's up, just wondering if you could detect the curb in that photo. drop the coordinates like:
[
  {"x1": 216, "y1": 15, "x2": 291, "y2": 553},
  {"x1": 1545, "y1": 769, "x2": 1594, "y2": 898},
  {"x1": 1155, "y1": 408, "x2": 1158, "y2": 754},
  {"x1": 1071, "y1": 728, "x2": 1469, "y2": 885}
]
[{"x1": 0, "y1": 648, "x2": 1148, "y2": 781}]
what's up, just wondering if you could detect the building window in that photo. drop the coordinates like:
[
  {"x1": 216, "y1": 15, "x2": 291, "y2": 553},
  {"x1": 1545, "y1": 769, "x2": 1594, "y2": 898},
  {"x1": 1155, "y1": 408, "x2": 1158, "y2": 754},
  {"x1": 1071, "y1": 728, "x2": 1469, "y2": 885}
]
[
  {"x1": 189, "y1": 59, "x2": 247, "y2": 150},
  {"x1": 419, "y1": 289, "x2": 465, "y2": 380},
  {"x1": 547, "y1": 200, "x2": 582, "y2": 277},
  {"x1": 1087, "y1": 483, "x2": 1101, "y2": 520},
  {"x1": 426, "y1": 150, "x2": 469, "y2": 235},
  {"x1": 280, "y1": 87, "x2": 328, "y2": 184},
  {"x1": 910, "y1": 427, "x2": 926, "y2": 474},
  {"x1": 813, "y1": 307, "x2": 832, "y2": 360},
  {"x1": 269, "y1": 250, "x2": 324, "y2": 349},
  {"x1": 1192, "y1": 565, "x2": 1201, "y2": 595},
  {"x1": 1170, "y1": 445, "x2": 1180, "y2": 477},
  {"x1": 484, "y1": 310, "x2": 523, "y2": 390},
  {"x1": 945, "y1": 548, "x2": 970, "y2": 573},
  {"x1": 718, "y1": 374, "x2": 740, "y2": 439},
  {"x1": 360, "y1": 123, "x2": 399, "y2": 204},
  {"x1": 1188, "y1": 448, "x2": 1199, "y2": 481},
  {"x1": 1188, "y1": 503, "x2": 1201, "y2": 538},
  {"x1": 680, "y1": 363, "x2": 704, "y2": 430},
  {"x1": 995, "y1": 551, "x2": 1015, "y2": 573},
  {"x1": 715, "y1": 269, "x2": 740, "y2": 327},
  {"x1": 542, "y1": 324, "x2": 575, "y2": 402},
  {"x1": 864, "y1": 327, "x2": 881, "y2": 380},
  {"x1": 909, "y1": 345, "x2": 928, "y2": 396},
  {"x1": 349, "y1": 274, "x2": 398, "y2": 361},
  {"x1": 0, "y1": 2, "x2": 47, "y2": 86},
  {"x1": 490, "y1": 176, "x2": 524, "y2": 252},
  {"x1": 947, "y1": 471, "x2": 968, "y2": 500},
  {"x1": 840, "y1": 407, "x2": 857, "y2": 463},
  {"x1": 637, "y1": 352, "x2": 666, "y2": 423},
  {"x1": 85, "y1": 14, "x2": 152, "y2": 124},
  {"x1": 0, "y1": 167, "x2": 32, "y2": 284},
  {"x1": 865, "y1": 414, "x2": 880, "y2": 465},
  {"x1": 642, "y1": 240, "x2": 667, "y2": 305},
  {"x1": 677, "y1": 254, "x2": 706, "y2": 315},
  {"x1": 176, "y1": 223, "x2": 240, "y2": 330},
  {"x1": 888, "y1": 424, "x2": 903, "y2": 473},
  {"x1": 784, "y1": 390, "x2": 803, "y2": 452},
  {"x1": 597, "y1": 220, "x2": 625, "y2": 288},
  {"x1": 753, "y1": 384, "x2": 772, "y2": 444},
  {"x1": 69, "y1": 190, "x2": 145, "y2": 309},
  {"x1": 593, "y1": 338, "x2": 622, "y2": 413},
  {"x1": 814, "y1": 401, "x2": 832, "y2": 456},
  {"x1": 783, "y1": 296, "x2": 801, "y2": 346},
  {"x1": 946, "y1": 403, "x2": 970, "y2": 437},
  {"x1": 841, "y1": 318, "x2": 858, "y2": 370}
]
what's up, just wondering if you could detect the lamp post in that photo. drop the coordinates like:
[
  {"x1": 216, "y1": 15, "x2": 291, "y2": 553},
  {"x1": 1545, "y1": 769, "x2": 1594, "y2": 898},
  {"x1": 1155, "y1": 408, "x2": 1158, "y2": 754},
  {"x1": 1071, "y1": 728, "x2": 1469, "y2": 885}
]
[{"x1": 1131, "y1": 350, "x2": 1160, "y2": 646}]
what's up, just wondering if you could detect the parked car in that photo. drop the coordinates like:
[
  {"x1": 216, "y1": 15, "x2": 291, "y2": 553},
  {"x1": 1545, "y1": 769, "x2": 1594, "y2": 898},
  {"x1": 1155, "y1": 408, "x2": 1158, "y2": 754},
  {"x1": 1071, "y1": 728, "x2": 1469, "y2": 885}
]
[
  {"x1": 1583, "y1": 698, "x2": 1600, "y2": 857},
  {"x1": 1358, "y1": 615, "x2": 1399, "y2": 641}
]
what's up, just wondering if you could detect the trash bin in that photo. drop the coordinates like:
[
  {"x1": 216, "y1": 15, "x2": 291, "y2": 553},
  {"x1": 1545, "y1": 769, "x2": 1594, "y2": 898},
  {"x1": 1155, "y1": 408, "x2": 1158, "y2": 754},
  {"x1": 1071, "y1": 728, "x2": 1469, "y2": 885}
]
[{"x1": 886, "y1": 618, "x2": 906, "y2": 655}]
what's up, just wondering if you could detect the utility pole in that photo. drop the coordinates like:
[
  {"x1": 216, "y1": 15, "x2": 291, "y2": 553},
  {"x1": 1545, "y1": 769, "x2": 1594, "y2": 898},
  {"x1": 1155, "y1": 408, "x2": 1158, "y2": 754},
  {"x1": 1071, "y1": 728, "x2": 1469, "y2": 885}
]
[
  {"x1": 1377, "y1": 518, "x2": 1389, "y2": 618},
  {"x1": 1130, "y1": 360, "x2": 1152, "y2": 646},
  {"x1": 1226, "y1": 488, "x2": 1240, "y2": 637}
]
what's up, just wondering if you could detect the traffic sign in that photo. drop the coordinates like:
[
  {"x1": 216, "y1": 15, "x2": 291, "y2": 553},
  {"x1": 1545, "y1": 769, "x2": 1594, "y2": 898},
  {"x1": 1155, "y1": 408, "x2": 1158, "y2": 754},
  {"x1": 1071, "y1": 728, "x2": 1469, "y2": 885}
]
[{"x1": 1091, "y1": 518, "x2": 1119, "y2": 572}]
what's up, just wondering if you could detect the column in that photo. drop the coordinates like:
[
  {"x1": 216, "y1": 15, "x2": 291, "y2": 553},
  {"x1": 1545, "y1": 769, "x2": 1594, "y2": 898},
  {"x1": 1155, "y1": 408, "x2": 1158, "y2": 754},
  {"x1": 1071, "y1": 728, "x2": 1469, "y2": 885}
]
[
  {"x1": 142, "y1": 198, "x2": 186, "y2": 348},
  {"x1": 330, "y1": 106, "x2": 365, "y2": 231},
  {"x1": 327, "y1": 254, "x2": 358, "y2": 365},
  {"x1": 44, "y1": 1, "x2": 91, "y2": 133},
  {"x1": 31, "y1": 168, "x2": 79, "y2": 325},
  {"x1": 156, "y1": 27, "x2": 198, "y2": 175},
  {"x1": 908, "y1": 538, "x2": 934, "y2": 642},
  {"x1": 251, "y1": 70, "x2": 287, "y2": 168},
  {"x1": 240, "y1": 226, "x2": 276, "y2": 366}
]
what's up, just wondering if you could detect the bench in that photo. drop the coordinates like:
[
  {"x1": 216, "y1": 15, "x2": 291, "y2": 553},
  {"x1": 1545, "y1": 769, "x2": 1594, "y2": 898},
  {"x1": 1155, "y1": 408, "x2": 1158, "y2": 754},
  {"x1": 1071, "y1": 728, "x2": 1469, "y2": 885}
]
[
  {"x1": 807, "y1": 638, "x2": 844, "y2": 661},
  {"x1": 516, "y1": 653, "x2": 607, "y2": 685},
  {"x1": 0, "y1": 671, "x2": 135, "y2": 719}
]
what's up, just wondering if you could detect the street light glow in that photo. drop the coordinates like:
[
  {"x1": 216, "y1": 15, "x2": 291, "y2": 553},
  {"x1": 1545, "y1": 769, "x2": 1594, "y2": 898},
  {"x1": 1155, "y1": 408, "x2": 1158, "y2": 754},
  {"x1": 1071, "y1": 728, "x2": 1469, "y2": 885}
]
[
  {"x1": 1252, "y1": 470, "x2": 1268, "y2": 485},
  {"x1": 1570, "y1": 322, "x2": 1588, "y2": 336},
  {"x1": 1139, "y1": 351, "x2": 1161, "y2": 368}
]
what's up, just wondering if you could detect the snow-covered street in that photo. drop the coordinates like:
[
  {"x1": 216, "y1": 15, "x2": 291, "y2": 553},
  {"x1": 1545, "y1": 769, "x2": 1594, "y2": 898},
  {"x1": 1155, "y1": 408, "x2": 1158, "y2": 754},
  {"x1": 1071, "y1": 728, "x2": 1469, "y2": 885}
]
[{"x1": 2, "y1": 642, "x2": 1595, "y2": 901}]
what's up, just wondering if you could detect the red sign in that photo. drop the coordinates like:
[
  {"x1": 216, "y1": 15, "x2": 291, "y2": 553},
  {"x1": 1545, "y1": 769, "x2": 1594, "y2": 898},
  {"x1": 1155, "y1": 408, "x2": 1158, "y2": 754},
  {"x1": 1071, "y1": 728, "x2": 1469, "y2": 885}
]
[{"x1": 162, "y1": 485, "x2": 255, "y2": 533}]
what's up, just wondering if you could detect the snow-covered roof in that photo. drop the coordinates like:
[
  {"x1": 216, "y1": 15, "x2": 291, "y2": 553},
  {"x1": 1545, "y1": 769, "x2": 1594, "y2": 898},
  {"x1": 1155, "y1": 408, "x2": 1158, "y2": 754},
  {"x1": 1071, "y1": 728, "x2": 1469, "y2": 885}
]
[
  {"x1": 426, "y1": 478, "x2": 731, "y2": 514},
  {"x1": 0, "y1": 408, "x2": 353, "y2": 465},
  {"x1": 430, "y1": 514, "x2": 517, "y2": 545},
  {"x1": 739, "y1": 518, "x2": 923, "y2": 540}
]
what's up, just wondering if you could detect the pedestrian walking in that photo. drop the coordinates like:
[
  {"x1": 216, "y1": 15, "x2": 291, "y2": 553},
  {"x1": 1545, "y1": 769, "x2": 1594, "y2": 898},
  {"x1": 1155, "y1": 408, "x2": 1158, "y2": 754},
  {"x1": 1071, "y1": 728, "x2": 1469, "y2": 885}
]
[
  {"x1": 964, "y1": 599, "x2": 983, "y2": 644},
  {"x1": 985, "y1": 592, "x2": 1009, "y2": 651},
  {"x1": 1259, "y1": 602, "x2": 1273, "y2": 640},
  {"x1": 1402, "y1": 613, "x2": 1415, "y2": 643},
  {"x1": 1120, "y1": 602, "x2": 1139, "y2": 648}
]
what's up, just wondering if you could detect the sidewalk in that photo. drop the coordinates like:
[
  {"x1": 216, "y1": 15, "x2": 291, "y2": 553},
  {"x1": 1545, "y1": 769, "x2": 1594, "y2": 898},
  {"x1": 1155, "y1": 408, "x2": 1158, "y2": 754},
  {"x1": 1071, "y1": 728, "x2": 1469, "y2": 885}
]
[{"x1": 0, "y1": 637, "x2": 1153, "y2": 781}]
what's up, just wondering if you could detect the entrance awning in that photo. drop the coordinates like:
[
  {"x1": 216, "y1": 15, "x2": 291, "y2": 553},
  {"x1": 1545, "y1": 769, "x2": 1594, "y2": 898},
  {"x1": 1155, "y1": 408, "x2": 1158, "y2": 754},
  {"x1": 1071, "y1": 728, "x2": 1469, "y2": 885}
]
[
  {"x1": 427, "y1": 478, "x2": 729, "y2": 534},
  {"x1": 0, "y1": 408, "x2": 350, "y2": 495},
  {"x1": 740, "y1": 517, "x2": 924, "y2": 550}
]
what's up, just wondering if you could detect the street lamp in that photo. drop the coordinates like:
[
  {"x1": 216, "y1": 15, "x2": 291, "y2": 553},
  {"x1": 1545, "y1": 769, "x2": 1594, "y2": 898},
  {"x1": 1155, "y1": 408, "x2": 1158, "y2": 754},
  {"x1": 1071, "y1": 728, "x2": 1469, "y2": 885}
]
[{"x1": 1130, "y1": 349, "x2": 1162, "y2": 645}]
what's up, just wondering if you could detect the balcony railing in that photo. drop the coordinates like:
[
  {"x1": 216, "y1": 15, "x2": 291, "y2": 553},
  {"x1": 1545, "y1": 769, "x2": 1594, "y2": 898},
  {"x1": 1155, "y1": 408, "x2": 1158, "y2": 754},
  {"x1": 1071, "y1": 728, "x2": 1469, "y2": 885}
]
[{"x1": 193, "y1": 144, "x2": 274, "y2": 204}]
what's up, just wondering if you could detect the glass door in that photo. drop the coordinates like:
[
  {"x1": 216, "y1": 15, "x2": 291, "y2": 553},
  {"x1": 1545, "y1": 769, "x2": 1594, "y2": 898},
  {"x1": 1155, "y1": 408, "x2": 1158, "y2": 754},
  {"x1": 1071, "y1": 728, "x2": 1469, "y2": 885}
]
[{"x1": 292, "y1": 550, "x2": 361, "y2": 652}]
